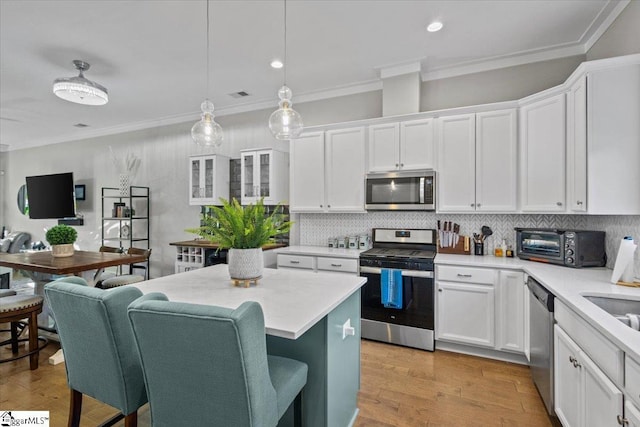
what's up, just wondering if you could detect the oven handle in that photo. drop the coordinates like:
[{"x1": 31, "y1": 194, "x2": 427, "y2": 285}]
[{"x1": 360, "y1": 266, "x2": 434, "y2": 278}]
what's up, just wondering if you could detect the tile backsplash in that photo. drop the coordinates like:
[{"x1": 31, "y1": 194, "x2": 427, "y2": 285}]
[{"x1": 299, "y1": 212, "x2": 640, "y2": 279}]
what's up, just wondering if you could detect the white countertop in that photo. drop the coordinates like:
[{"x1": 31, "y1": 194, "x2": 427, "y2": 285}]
[
  {"x1": 435, "y1": 254, "x2": 640, "y2": 360},
  {"x1": 275, "y1": 245, "x2": 364, "y2": 259},
  {"x1": 134, "y1": 264, "x2": 366, "y2": 340}
]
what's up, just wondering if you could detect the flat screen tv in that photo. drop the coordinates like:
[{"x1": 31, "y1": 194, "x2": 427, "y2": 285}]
[{"x1": 25, "y1": 172, "x2": 76, "y2": 219}]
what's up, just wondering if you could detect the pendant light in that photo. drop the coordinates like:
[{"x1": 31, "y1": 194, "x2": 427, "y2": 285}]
[
  {"x1": 268, "y1": 0, "x2": 303, "y2": 140},
  {"x1": 53, "y1": 60, "x2": 108, "y2": 106},
  {"x1": 191, "y1": 0, "x2": 223, "y2": 147}
]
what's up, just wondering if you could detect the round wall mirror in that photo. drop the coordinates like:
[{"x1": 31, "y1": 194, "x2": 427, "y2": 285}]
[{"x1": 17, "y1": 184, "x2": 29, "y2": 216}]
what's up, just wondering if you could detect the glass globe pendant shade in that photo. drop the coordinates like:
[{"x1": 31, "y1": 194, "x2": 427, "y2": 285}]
[
  {"x1": 191, "y1": 100, "x2": 223, "y2": 147},
  {"x1": 269, "y1": 86, "x2": 303, "y2": 140}
]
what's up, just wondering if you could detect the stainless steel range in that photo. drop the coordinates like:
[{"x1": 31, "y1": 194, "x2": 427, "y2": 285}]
[{"x1": 359, "y1": 228, "x2": 437, "y2": 351}]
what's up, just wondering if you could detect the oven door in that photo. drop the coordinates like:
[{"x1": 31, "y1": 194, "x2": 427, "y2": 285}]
[
  {"x1": 517, "y1": 230, "x2": 564, "y2": 263},
  {"x1": 365, "y1": 171, "x2": 435, "y2": 211},
  {"x1": 359, "y1": 266, "x2": 434, "y2": 350}
]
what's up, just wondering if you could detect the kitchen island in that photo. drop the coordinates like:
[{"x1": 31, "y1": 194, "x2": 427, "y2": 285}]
[{"x1": 134, "y1": 263, "x2": 366, "y2": 427}]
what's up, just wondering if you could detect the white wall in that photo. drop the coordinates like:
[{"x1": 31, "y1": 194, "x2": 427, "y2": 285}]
[{"x1": 587, "y1": 0, "x2": 640, "y2": 61}]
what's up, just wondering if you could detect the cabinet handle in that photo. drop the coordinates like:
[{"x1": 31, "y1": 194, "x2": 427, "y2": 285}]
[
  {"x1": 457, "y1": 274, "x2": 472, "y2": 278},
  {"x1": 617, "y1": 415, "x2": 629, "y2": 425},
  {"x1": 320, "y1": 204, "x2": 323, "y2": 208},
  {"x1": 395, "y1": 163, "x2": 399, "y2": 167},
  {"x1": 290, "y1": 260, "x2": 300, "y2": 264},
  {"x1": 400, "y1": 163, "x2": 404, "y2": 167},
  {"x1": 327, "y1": 204, "x2": 331, "y2": 208},
  {"x1": 438, "y1": 288, "x2": 442, "y2": 292},
  {"x1": 576, "y1": 201, "x2": 583, "y2": 205},
  {"x1": 476, "y1": 203, "x2": 481, "y2": 208},
  {"x1": 331, "y1": 263, "x2": 342, "y2": 267},
  {"x1": 557, "y1": 202, "x2": 563, "y2": 206},
  {"x1": 569, "y1": 355, "x2": 575, "y2": 364},
  {"x1": 470, "y1": 203, "x2": 475, "y2": 207}
]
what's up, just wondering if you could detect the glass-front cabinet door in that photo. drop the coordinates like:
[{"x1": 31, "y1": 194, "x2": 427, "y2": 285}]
[
  {"x1": 241, "y1": 150, "x2": 272, "y2": 204},
  {"x1": 189, "y1": 154, "x2": 230, "y2": 205},
  {"x1": 240, "y1": 149, "x2": 288, "y2": 205}
]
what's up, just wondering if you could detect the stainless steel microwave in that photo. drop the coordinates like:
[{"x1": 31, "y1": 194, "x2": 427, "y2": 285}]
[
  {"x1": 515, "y1": 228, "x2": 606, "y2": 268},
  {"x1": 365, "y1": 170, "x2": 435, "y2": 211}
]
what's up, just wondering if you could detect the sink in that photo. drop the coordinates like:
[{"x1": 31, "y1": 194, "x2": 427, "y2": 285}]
[{"x1": 583, "y1": 295, "x2": 640, "y2": 329}]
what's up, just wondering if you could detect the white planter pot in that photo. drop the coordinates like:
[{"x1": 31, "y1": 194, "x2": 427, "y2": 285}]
[
  {"x1": 51, "y1": 244, "x2": 74, "y2": 258},
  {"x1": 228, "y1": 248, "x2": 263, "y2": 280}
]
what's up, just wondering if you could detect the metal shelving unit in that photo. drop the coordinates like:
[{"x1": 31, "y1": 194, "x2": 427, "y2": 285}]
[{"x1": 101, "y1": 186, "x2": 150, "y2": 274}]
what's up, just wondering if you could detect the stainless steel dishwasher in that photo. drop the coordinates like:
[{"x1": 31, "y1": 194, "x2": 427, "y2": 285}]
[{"x1": 528, "y1": 276, "x2": 556, "y2": 418}]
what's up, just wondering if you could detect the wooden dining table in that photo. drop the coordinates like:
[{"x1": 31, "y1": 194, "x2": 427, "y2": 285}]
[
  {"x1": 0, "y1": 250, "x2": 147, "y2": 327},
  {"x1": 0, "y1": 250, "x2": 149, "y2": 364}
]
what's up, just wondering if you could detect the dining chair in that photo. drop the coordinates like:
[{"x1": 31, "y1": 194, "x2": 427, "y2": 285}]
[
  {"x1": 44, "y1": 278, "x2": 147, "y2": 427},
  {"x1": 97, "y1": 247, "x2": 152, "y2": 289},
  {"x1": 128, "y1": 295, "x2": 308, "y2": 427},
  {"x1": 93, "y1": 245, "x2": 124, "y2": 285}
]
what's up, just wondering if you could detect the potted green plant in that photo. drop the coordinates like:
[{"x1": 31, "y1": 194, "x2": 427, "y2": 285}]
[
  {"x1": 46, "y1": 224, "x2": 78, "y2": 258},
  {"x1": 186, "y1": 198, "x2": 291, "y2": 281}
]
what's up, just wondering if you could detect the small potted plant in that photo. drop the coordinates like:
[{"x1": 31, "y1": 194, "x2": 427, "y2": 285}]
[
  {"x1": 186, "y1": 198, "x2": 291, "y2": 281},
  {"x1": 46, "y1": 224, "x2": 78, "y2": 258}
]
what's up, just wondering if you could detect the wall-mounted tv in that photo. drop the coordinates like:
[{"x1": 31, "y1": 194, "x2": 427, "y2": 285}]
[{"x1": 25, "y1": 172, "x2": 76, "y2": 219}]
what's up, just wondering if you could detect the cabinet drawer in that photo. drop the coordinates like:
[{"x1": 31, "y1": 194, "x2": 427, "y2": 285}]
[
  {"x1": 317, "y1": 257, "x2": 358, "y2": 274},
  {"x1": 555, "y1": 299, "x2": 623, "y2": 384},
  {"x1": 626, "y1": 355, "x2": 640, "y2": 406},
  {"x1": 277, "y1": 254, "x2": 315, "y2": 270},
  {"x1": 437, "y1": 265, "x2": 496, "y2": 285}
]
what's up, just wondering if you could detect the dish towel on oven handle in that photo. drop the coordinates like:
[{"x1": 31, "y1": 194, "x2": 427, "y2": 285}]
[{"x1": 381, "y1": 268, "x2": 403, "y2": 309}]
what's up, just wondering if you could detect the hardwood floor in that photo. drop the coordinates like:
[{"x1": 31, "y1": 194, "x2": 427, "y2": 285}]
[{"x1": 1, "y1": 338, "x2": 555, "y2": 426}]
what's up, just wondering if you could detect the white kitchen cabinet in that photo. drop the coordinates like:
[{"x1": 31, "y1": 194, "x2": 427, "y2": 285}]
[
  {"x1": 437, "y1": 114, "x2": 476, "y2": 212},
  {"x1": 368, "y1": 119, "x2": 435, "y2": 172},
  {"x1": 625, "y1": 401, "x2": 640, "y2": 427},
  {"x1": 276, "y1": 252, "x2": 358, "y2": 275},
  {"x1": 436, "y1": 265, "x2": 496, "y2": 348},
  {"x1": 519, "y1": 93, "x2": 566, "y2": 212},
  {"x1": 555, "y1": 325, "x2": 584, "y2": 427},
  {"x1": 289, "y1": 132, "x2": 325, "y2": 212},
  {"x1": 496, "y1": 270, "x2": 525, "y2": 353},
  {"x1": 585, "y1": 63, "x2": 640, "y2": 214},
  {"x1": 437, "y1": 109, "x2": 517, "y2": 213},
  {"x1": 436, "y1": 282, "x2": 495, "y2": 347},
  {"x1": 566, "y1": 75, "x2": 588, "y2": 212},
  {"x1": 475, "y1": 109, "x2": 518, "y2": 212},
  {"x1": 290, "y1": 127, "x2": 365, "y2": 213},
  {"x1": 554, "y1": 324, "x2": 624, "y2": 427},
  {"x1": 325, "y1": 127, "x2": 366, "y2": 212},
  {"x1": 189, "y1": 154, "x2": 229, "y2": 205},
  {"x1": 240, "y1": 149, "x2": 288, "y2": 205}
]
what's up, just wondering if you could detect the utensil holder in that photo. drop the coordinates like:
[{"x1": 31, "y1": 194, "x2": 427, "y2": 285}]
[{"x1": 474, "y1": 242, "x2": 484, "y2": 256}]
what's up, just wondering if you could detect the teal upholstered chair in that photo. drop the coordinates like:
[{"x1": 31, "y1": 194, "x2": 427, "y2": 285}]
[
  {"x1": 44, "y1": 278, "x2": 147, "y2": 427},
  {"x1": 128, "y1": 295, "x2": 308, "y2": 427}
]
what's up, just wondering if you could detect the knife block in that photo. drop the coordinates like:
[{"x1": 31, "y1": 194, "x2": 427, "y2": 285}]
[{"x1": 437, "y1": 235, "x2": 471, "y2": 255}]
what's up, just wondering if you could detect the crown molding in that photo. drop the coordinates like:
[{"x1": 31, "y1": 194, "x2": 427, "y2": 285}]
[{"x1": 583, "y1": 0, "x2": 630, "y2": 52}]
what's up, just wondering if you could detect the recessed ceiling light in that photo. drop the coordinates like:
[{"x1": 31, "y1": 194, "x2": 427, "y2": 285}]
[
  {"x1": 270, "y1": 60, "x2": 283, "y2": 69},
  {"x1": 427, "y1": 22, "x2": 443, "y2": 32}
]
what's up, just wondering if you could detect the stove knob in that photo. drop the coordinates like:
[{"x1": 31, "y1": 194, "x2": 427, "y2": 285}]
[
  {"x1": 567, "y1": 257, "x2": 574, "y2": 265},
  {"x1": 566, "y1": 249, "x2": 574, "y2": 256}
]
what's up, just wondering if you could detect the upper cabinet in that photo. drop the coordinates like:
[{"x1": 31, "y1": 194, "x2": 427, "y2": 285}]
[
  {"x1": 368, "y1": 118, "x2": 435, "y2": 172},
  {"x1": 290, "y1": 127, "x2": 365, "y2": 213},
  {"x1": 519, "y1": 93, "x2": 566, "y2": 212},
  {"x1": 437, "y1": 109, "x2": 517, "y2": 213},
  {"x1": 584, "y1": 63, "x2": 640, "y2": 214},
  {"x1": 189, "y1": 154, "x2": 229, "y2": 206},
  {"x1": 240, "y1": 149, "x2": 288, "y2": 205},
  {"x1": 437, "y1": 114, "x2": 476, "y2": 212},
  {"x1": 566, "y1": 75, "x2": 588, "y2": 213}
]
